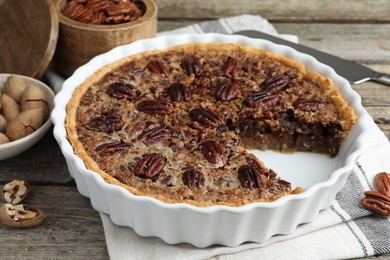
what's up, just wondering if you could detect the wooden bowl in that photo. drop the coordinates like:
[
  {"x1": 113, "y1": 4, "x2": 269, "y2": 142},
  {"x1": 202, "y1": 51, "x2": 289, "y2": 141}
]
[{"x1": 54, "y1": 0, "x2": 157, "y2": 77}]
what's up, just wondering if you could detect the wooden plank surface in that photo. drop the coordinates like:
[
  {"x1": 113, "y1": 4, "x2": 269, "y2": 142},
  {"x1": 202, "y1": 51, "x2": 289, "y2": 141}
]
[
  {"x1": 0, "y1": 127, "x2": 70, "y2": 184},
  {"x1": 158, "y1": 22, "x2": 390, "y2": 64},
  {"x1": 1, "y1": 4, "x2": 390, "y2": 258},
  {"x1": 154, "y1": 0, "x2": 390, "y2": 22},
  {"x1": 0, "y1": 186, "x2": 108, "y2": 259}
]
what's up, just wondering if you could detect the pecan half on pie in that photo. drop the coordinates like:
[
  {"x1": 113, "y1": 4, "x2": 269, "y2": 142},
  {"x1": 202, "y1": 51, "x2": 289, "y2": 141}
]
[{"x1": 65, "y1": 43, "x2": 356, "y2": 207}]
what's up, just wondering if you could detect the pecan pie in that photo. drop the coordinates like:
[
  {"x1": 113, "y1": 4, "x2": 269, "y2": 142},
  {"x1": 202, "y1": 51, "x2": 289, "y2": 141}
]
[{"x1": 65, "y1": 43, "x2": 356, "y2": 207}]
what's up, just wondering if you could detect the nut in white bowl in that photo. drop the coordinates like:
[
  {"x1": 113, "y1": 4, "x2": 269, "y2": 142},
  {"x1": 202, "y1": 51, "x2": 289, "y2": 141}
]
[
  {"x1": 0, "y1": 74, "x2": 54, "y2": 161},
  {"x1": 52, "y1": 33, "x2": 370, "y2": 247}
]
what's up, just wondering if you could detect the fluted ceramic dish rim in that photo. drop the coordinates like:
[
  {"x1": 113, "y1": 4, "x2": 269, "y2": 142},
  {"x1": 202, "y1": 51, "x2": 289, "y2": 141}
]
[{"x1": 52, "y1": 33, "x2": 370, "y2": 247}]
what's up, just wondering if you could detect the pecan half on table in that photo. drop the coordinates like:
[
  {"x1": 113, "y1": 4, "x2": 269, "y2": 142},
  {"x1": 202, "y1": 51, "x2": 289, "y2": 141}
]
[
  {"x1": 361, "y1": 191, "x2": 390, "y2": 217},
  {"x1": 375, "y1": 172, "x2": 390, "y2": 198},
  {"x1": 361, "y1": 172, "x2": 390, "y2": 217}
]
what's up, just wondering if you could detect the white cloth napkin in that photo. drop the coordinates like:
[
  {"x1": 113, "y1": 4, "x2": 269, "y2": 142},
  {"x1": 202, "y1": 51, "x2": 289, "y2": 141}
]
[
  {"x1": 46, "y1": 14, "x2": 390, "y2": 260},
  {"x1": 101, "y1": 118, "x2": 390, "y2": 260}
]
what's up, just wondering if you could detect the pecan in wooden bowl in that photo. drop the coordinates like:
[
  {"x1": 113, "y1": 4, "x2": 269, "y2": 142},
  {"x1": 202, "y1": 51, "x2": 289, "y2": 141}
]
[
  {"x1": 54, "y1": 0, "x2": 157, "y2": 77},
  {"x1": 52, "y1": 33, "x2": 370, "y2": 247}
]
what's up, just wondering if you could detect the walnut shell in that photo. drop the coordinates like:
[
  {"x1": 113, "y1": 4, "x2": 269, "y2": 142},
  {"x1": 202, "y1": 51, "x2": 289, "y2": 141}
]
[
  {"x1": 0, "y1": 93, "x2": 21, "y2": 122},
  {"x1": 5, "y1": 108, "x2": 44, "y2": 141},
  {"x1": 3, "y1": 75, "x2": 29, "y2": 103},
  {"x1": 0, "y1": 132, "x2": 10, "y2": 144},
  {"x1": 0, "y1": 203, "x2": 47, "y2": 228},
  {"x1": 21, "y1": 85, "x2": 49, "y2": 120}
]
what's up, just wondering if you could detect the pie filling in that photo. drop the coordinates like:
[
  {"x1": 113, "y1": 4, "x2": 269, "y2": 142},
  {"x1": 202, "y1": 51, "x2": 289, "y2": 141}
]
[{"x1": 65, "y1": 43, "x2": 356, "y2": 207}]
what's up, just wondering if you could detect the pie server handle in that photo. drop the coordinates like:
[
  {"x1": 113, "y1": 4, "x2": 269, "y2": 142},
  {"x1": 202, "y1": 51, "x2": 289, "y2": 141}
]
[{"x1": 372, "y1": 73, "x2": 390, "y2": 86}]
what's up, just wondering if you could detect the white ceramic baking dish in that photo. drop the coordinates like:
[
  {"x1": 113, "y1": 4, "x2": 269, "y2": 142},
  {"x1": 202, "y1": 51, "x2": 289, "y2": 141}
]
[{"x1": 52, "y1": 33, "x2": 370, "y2": 247}]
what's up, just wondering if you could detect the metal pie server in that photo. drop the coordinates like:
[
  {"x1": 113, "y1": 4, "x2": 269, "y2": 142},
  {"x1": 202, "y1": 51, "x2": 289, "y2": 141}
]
[{"x1": 235, "y1": 30, "x2": 390, "y2": 86}]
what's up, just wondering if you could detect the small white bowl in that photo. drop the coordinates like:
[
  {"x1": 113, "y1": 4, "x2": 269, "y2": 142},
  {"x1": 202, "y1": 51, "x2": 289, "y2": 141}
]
[
  {"x1": 0, "y1": 74, "x2": 54, "y2": 160},
  {"x1": 52, "y1": 33, "x2": 370, "y2": 247}
]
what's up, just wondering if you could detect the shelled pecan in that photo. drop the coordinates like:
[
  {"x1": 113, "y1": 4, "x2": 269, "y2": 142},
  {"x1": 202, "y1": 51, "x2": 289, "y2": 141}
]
[
  {"x1": 245, "y1": 92, "x2": 279, "y2": 109},
  {"x1": 238, "y1": 165, "x2": 265, "y2": 190},
  {"x1": 147, "y1": 60, "x2": 169, "y2": 77},
  {"x1": 138, "y1": 126, "x2": 171, "y2": 146},
  {"x1": 137, "y1": 100, "x2": 173, "y2": 115},
  {"x1": 293, "y1": 99, "x2": 326, "y2": 111},
  {"x1": 95, "y1": 141, "x2": 132, "y2": 156},
  {"x1": 261, "y1": 75, "x2": 289, "y2": 93},
  {"x1": 181, "y1": 55, "x2": 203, "y2": 76},
  {"x1": 361, "y1": 172, "x2": 390, "y2": 217},
  {"x1": 361, "y1": 191, "x2": 390, "y2": 217},
  {"x1": 133, "y1": 153, "x2": 166, "y2": 178},
  {"x1": 85, "y1": 112, "x2": 124, "y2": 133},
  {"x1": 107, "y1": 82, "x2": 139, "y2": 101},
  {"x1": 223, "y1": 57, "x2": 240, "y2": 79},
  {"x1": 167, "y1": 83, "x2": 190, "y2": 102},
  {"x1": 201, "y1": 140, "x2": 228, "y2": 167},
  {"x1": 375, "y1": 172, "x2": 390, "y2": 198},
  {"x1": 214, "y1": 81, "x2": 239, "y2": 102},
  {"x1": 189, "y1": 108, "x2": 225, "y2": 128},
  {"x1": 182, "y1": 169, "x2": 205, "y2": 189},
  {"x1": 62, "y1": 0, "x2": 142, "y2": 25}
]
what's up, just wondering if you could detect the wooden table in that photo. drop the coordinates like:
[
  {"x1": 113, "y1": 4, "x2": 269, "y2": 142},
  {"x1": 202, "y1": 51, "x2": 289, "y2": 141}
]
[{"x1": 1, "y1": 0, "x2": 389, "y2": 258}]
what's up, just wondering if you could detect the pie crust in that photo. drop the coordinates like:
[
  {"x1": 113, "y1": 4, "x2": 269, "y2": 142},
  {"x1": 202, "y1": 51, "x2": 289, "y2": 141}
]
[{"x1": 65, "y1": 43, "x2": 356, "y2": 207}]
